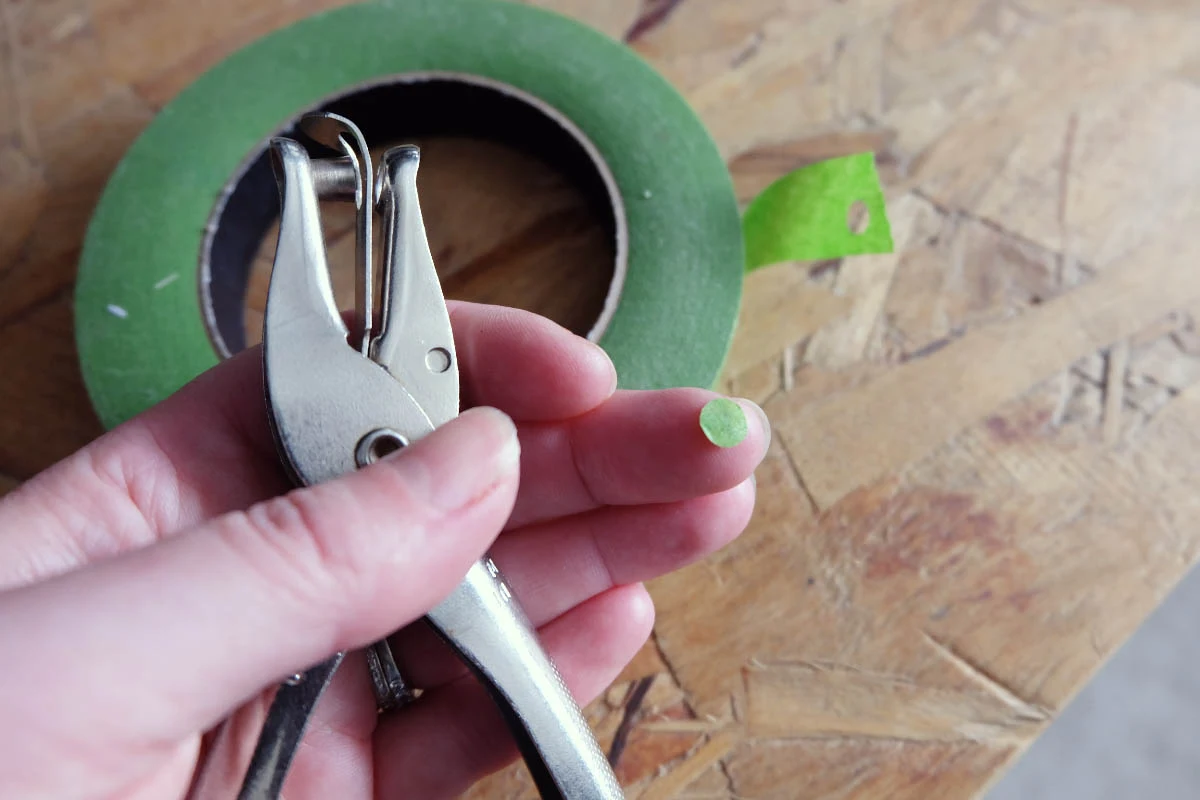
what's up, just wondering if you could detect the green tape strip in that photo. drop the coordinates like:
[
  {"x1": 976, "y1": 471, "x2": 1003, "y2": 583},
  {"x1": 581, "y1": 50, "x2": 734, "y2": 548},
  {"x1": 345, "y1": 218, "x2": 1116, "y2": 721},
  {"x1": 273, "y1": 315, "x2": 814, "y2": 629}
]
[{"x1": 742, "y1": 153, "x2": 893, "y2": 272}]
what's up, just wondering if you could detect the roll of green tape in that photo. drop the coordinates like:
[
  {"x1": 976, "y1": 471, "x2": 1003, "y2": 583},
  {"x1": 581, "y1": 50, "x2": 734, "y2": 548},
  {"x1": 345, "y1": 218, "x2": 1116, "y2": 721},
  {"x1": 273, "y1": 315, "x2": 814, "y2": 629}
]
[
  {"x1": 76, "y1": 0, "x2": 894, "y2": 431},
  {"x1": 76, "y1": 0, "x2": 745, "y2": 429}
]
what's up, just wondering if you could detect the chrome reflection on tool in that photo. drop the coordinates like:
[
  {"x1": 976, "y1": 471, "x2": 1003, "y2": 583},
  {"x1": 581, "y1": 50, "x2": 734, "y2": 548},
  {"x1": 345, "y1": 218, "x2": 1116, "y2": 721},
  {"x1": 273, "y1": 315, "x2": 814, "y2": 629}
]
[{"x1": 230, "y1": 113, "x2": 624, "y2": 800}]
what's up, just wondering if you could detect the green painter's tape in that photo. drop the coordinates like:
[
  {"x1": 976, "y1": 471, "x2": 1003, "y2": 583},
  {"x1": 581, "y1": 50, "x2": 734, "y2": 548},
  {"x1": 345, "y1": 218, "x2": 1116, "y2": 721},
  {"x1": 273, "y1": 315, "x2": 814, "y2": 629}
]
[
  {"x1": 75, "y1": 0, "x2": 744, "y2": 429},
  {"x1": 742, "y1": 153, "x2": 893, "y2": 272}
]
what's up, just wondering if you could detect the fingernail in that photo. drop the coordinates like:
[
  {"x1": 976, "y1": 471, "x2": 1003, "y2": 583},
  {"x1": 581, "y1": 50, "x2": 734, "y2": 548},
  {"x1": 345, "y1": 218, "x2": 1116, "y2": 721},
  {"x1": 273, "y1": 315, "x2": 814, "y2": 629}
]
[
  {"x1": 384, "y1": 406, "x2": 520, "y2": 513},
  {"x1": 735, "y1": 398, "x2": 772, "y2": 456},
  {"x1": 585, "y1": 338, "x2": 619, "y2": 395}
]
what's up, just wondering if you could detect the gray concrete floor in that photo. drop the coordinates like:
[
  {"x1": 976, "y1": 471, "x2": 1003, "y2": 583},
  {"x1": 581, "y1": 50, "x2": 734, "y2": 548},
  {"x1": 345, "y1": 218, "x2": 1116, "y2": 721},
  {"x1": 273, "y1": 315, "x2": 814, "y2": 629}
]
[{"x1": 986, "y1": 567, "x2": 1200, "y2": 800}]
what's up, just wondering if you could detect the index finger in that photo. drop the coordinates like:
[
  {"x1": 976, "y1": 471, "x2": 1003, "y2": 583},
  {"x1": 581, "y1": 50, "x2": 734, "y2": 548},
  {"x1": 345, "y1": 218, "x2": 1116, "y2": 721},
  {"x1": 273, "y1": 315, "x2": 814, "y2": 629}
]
[{"x1": 0, "y1": 302, "x2": 617, "y2": 586}]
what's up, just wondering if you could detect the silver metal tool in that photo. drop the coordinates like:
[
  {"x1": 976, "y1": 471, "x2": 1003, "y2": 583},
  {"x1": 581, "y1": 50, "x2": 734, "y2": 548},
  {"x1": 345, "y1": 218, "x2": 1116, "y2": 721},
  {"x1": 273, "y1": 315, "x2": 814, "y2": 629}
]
[{"x1": 234, "y1": 113, "x2": 624, "y2": 800}]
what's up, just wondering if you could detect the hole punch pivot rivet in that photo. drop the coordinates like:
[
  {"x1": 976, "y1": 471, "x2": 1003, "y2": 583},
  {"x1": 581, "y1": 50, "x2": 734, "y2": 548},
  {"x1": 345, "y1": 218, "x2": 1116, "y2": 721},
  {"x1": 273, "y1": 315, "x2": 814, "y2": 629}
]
[{"x1": 356, "y1": 428, "x2": 408, "y2": 467}]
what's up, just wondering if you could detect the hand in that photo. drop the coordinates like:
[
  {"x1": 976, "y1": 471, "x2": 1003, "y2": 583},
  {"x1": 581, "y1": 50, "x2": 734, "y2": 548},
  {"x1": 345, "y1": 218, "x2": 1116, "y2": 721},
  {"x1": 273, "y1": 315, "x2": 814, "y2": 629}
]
[{"x1": 0, "y1": 302, "x2": 768, "y2": 799}]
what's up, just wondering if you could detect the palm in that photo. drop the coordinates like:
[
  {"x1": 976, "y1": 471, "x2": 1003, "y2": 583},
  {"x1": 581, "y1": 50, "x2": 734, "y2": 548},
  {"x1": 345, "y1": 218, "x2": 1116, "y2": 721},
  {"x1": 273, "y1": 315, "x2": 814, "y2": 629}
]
[{"x1": 0, "y1": 303, "x2": 765, "y2": 799}]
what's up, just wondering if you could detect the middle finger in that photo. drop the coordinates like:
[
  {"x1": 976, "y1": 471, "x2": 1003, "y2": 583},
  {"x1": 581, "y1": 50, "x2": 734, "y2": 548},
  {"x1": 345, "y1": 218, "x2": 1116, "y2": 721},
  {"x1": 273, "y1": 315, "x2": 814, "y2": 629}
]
[{"x1": 508, "y1": 387, "x2": 769, "y2": 529}]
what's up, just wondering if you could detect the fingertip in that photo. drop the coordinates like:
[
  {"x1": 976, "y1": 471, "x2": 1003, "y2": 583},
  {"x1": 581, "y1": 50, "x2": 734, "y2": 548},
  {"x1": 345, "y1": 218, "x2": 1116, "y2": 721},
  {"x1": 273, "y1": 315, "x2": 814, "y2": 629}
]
[
  {"x1": 623, "y1": 583, "x2": 657, "y2": 641},
  {"x1": 633, "y1": 482, "x2": 757, "y2": 579},
  {"x1": 449, "y1": 406, "x2": 521, "y2": 457},
  {"x1": 375, "y1": 405, "x2": 520, "y2": 517},
  {"x1": 515, "y1": 388, "x2": 768, "y2": 523},
  {"x1": 450, "y1": 301, "x2": 617, "y2": 420},
  {"x1": 700, "y1": 478, "x2": 757, "y2": 556},
  {"x1": 516, "y1": 311, "x2": 618, "y2": 414},
  {"x1": 733, "y1": 398, "x2": 772, "y2": 461},
  {"x1": 583, "y1": 336, "x2": 619, "y2": 397}
]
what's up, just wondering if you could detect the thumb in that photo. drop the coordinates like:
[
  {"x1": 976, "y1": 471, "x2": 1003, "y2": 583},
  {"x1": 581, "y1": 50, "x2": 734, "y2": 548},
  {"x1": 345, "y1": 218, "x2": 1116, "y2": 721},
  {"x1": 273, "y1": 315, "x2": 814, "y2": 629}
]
[{"x1": 0, "y1": 406, "x2": 520, "y2": 753}]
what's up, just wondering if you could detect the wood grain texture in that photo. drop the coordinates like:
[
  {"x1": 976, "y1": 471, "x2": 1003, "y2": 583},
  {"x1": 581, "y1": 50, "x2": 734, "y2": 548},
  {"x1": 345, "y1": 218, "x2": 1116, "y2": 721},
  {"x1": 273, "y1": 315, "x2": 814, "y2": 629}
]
[{"x1": 2, "y1": 1, "x2": 1199, "y2": 798}]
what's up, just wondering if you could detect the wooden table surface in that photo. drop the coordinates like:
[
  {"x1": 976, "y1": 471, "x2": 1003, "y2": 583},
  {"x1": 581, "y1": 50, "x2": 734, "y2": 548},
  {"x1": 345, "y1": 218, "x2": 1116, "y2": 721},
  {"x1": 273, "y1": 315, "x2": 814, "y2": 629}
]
[{"x1": 4, "y1": 1, "x2": 1200, "y2": 797}]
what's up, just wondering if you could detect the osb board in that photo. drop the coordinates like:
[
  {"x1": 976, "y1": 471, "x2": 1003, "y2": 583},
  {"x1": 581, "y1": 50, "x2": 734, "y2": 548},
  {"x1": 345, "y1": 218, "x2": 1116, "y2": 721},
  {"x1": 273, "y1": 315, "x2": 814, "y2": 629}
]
[{"x1": 4, "y1": 1, "x2": 1200, "y2": 798}]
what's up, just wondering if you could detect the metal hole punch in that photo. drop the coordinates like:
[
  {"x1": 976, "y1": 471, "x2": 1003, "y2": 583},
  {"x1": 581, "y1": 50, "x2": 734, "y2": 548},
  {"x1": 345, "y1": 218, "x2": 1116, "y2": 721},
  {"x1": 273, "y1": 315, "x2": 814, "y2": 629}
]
[{"x1": 229, "y1": 113, "x2": 624, "y2": 800}]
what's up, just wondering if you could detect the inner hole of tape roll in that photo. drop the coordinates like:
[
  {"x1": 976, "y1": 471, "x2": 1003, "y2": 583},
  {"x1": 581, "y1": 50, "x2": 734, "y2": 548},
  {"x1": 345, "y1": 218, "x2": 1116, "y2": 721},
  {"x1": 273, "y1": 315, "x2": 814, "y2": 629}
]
[{"x1": 201, "y1": 73, "x2": 627, "y2": 359}]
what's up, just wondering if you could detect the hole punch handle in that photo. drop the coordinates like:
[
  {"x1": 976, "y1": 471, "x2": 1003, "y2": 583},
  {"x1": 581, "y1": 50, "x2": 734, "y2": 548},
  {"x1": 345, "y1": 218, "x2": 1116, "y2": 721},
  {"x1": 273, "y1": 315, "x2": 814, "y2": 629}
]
[
  {"x1": 427, "y1": 559, "x2": 626, "y2": 800},
  {"x1": 234, "y1": 654, "x2": 345, "y2": 800}
]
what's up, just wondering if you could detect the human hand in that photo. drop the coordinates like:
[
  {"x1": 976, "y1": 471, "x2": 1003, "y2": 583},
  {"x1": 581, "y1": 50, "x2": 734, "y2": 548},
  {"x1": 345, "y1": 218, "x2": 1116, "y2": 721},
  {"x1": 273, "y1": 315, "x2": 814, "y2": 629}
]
[{"x1": 0, "y1": 302, "x2": 768, "y2": 799}]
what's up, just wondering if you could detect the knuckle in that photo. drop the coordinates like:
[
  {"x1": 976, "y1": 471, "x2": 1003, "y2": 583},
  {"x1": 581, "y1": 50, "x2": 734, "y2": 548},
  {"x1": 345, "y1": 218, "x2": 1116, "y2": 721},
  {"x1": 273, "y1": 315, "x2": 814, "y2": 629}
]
[
  {"x1": 214, "y1": 486, "x2": 366, "y2": 618},
  {"x1": 208, "y1": 461, "x2": 433, "y2": 633}
]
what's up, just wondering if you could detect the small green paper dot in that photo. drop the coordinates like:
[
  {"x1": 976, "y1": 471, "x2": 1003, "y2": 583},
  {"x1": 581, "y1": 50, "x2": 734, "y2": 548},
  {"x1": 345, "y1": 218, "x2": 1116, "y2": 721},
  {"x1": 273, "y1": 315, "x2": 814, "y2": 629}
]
[{"x1": 699, "y1": 398, "x2": 748, "y2": 448}]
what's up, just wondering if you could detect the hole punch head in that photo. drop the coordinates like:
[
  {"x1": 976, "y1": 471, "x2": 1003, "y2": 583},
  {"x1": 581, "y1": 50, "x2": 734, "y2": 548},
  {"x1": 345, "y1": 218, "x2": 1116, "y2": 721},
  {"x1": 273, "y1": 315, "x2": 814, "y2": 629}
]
[
  {"x1": 299, "y1": 112, "x2": 359, "y2": 152},
  {"x1": 201, "y1": 74, "x2": 627, "y2": 361}
]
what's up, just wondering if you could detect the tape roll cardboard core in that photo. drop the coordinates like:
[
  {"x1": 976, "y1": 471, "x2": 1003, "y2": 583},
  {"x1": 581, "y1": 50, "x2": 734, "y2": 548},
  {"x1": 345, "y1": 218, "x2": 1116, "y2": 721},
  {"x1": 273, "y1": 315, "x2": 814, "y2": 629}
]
[{"x1": 201, "y1": 72, "x2": 629, "y2": 358}]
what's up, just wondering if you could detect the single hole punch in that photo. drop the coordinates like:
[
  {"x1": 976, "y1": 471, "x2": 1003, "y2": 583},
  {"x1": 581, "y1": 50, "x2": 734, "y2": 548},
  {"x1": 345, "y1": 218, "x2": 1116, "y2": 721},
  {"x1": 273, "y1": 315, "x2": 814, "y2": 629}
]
[{"x1": 218, "y1": 112, "x2": 625, "y2": 800}]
